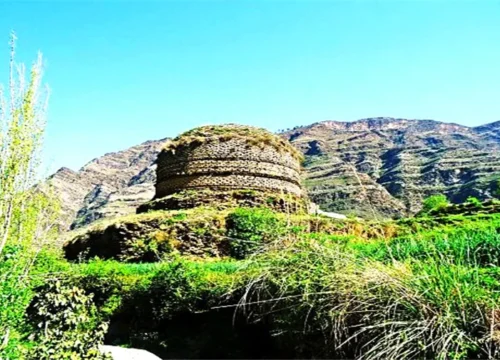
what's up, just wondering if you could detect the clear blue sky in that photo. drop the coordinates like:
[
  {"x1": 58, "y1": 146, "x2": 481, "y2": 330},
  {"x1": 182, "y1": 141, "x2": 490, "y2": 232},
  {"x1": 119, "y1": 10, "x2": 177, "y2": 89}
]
[{"x1": 1, "y1": 1, "x2": 499, "y2": 172}]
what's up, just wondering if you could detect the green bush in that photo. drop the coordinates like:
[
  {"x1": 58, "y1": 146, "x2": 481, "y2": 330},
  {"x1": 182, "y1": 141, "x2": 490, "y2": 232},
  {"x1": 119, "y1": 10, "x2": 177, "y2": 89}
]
[
  {"x1": 0, "y1": 247, "x2": 68, "y2": 357},
  {"x1": 72, "y1": 258, "x2": 241, "y2": 321},
  {"x1": 226, "y1": 207, "x2": 285, "y2": 259},
  {"x1": 72, "y1": 259, "x2": 155, "y2": 316},
  {"x1": 466, "y1": 196, "x2": 483, "y2": 207},
  {"x1": 72, "y1": 258, "x2": 243, "y2": 357},
  {"x1": 24, "y1": 280, "x2": 110, "y2": 359},
  {"x1": 422, "y1": 194, "x2": 449, "y2": 213},
  {"x1": 0, "y1": 247, "x2": 33, "y2": 356},
  {"x1": 118, "y1": 259, "x2": 239, "y2": 320}
]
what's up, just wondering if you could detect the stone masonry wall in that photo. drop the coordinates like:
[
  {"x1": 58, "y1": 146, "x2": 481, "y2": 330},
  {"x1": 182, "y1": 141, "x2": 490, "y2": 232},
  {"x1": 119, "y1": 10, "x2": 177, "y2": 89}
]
[{"x1": 155, "y1": 138, "x2": 303, "y2": 199}]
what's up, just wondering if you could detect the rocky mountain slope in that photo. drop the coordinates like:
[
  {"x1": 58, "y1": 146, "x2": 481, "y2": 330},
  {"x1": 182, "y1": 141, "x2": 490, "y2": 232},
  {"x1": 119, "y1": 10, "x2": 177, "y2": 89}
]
[
  {"x1": 49, "y1": 118, "x2": 500, "y2": 229},
  {"x1": 47, "y1": 139, "x2": 166, "y2": 230},
  {"x1": 283, "y1": 118, "x2": 500, "y2": 218}
]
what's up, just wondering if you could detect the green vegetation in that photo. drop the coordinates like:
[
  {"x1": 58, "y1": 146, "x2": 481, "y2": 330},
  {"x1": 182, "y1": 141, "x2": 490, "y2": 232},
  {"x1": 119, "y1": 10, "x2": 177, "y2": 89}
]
[
  {"x1": 55, "y1": 210, "x2": 500, "y2": 359},
  {"x1": 19, "y1": 202, "x2": 500, "y2": 358},
  {"x1": 422, "y1": 194, "x2": 450, "y2": 213},
  {"x1": 226, "y1": 207, "x2": 285, "y2": 259},
  {"x1": 243, "y1": 232, "x2": 499, "y2": 359},
  {"x1": 25, "y1": 281, "x2": 110, "y2": 359},
  {"x1": 467, "y1": 196, "x2": 483, "y2": 207},
  {"x1": 0, "y1": 211, "x2": 489, "y2": 357},
  {"x1": 64, "y1": 205, "x2": 403, "y2": 262},
  {"x1": 0, "y1": 33, "x2": 72, "y2": 358}
]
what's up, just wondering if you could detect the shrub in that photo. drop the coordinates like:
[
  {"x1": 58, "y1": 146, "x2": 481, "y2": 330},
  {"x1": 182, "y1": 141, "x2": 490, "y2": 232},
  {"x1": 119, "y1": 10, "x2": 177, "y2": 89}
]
[
  {"x1": 73, "y1": 258, "x2": 241, "y2": 322},
  {"x1": 226, "y1": 208, "x2": 285, "y2": 259},
  {"x1": 24, "y1": 280, "x2": 110, "y2": 360},
  {"x1": 82, "y1": 259, "x2": 243, "y2": 357},
  {"x1": 466, "y1": 196, "x2": 483, "y2": 207},
  {"x1": 422, "y1": 194, "x2": 449, "y2": 213},
  {"x1": 129, "y1": 259, "x2": 239, "y2": 320}
]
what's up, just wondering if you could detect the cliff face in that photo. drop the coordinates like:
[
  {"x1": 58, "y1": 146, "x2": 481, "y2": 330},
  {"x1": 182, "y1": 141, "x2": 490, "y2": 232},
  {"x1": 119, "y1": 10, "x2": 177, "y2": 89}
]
[{"x1": 49, "y1": 118, "x2": 500, "y2": 229}]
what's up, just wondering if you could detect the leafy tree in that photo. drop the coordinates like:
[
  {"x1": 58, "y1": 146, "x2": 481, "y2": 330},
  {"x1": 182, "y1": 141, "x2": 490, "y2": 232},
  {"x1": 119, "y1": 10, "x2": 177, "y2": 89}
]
[
  {"x1": 422, "y1": 194, "x2": 449, "y2": 213},
  {"x1": 0, "y1": 32, "x2": 60, "y2": 357}
]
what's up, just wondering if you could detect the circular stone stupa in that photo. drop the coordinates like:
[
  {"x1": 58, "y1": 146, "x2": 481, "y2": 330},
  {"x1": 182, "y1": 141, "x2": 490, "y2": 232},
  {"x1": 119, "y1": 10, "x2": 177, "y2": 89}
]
[{"x1": 138, "y1": 124, "x2": 307, "y2": 213}]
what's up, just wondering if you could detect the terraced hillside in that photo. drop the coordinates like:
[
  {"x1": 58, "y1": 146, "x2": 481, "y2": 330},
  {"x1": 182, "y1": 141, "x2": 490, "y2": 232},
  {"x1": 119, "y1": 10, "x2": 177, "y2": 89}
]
[
  {"x1": 49, "y1": 118, "x2": 500, "y2": 228},
  {"x1": 283, "y1": 118, "x2": 500, "y2": 218}
]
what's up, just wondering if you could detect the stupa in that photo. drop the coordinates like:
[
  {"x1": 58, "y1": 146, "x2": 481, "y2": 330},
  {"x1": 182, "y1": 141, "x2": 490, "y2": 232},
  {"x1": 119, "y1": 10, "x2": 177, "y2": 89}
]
[{"x1": 138, "y1": 124, "x2": 307, "y2": 214}]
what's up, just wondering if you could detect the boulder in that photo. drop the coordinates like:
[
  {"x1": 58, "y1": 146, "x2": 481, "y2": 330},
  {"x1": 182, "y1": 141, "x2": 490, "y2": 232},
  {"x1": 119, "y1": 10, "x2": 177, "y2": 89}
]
[{"x1": 99, "y1": 345, "x2": 162, "y2": 360}]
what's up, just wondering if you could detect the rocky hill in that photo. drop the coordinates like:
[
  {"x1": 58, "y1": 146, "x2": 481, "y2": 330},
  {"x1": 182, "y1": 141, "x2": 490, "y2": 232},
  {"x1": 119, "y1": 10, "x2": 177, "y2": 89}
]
[
  {"x1": 49, "y1": 118, "x2": 500, "y2": 229},
  {"x1": 47, "y1": 139, "x2": 166, "y2": 230}
]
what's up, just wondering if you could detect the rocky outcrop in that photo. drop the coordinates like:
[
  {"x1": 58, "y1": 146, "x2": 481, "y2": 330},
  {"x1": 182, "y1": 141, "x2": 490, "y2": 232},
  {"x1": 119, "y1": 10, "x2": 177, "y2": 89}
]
[{"x1": 49, "y1": 118, "x2": 500, "y2": 228}]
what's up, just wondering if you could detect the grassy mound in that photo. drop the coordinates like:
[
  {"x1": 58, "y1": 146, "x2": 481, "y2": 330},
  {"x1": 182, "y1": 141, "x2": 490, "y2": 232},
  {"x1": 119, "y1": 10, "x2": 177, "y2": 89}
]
[{"x1": 64, "y1": 206, "x2": 405, "y2": 262}]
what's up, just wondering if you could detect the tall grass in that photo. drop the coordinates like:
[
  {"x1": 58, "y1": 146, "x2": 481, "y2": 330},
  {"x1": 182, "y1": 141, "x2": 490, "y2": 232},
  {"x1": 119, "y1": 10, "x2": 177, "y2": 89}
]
[{"x1": 236, "y1": 217, "x2": 500, "y2": 359}]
